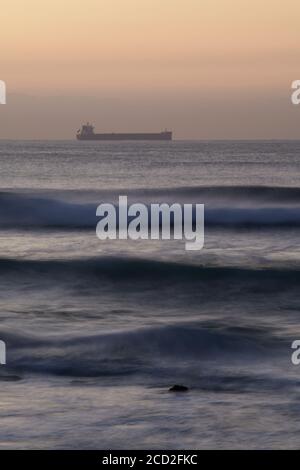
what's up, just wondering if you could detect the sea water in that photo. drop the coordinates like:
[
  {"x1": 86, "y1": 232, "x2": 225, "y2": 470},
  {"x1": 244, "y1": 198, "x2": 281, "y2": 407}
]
[{"x1": 0, "y1": 140, "x2": 300, "y2": 449}]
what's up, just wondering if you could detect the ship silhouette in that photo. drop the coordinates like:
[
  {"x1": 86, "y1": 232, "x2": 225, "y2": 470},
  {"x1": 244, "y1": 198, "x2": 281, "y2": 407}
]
[{"x1": 76, "y1": 123, "x2": 172, "y2": 141}]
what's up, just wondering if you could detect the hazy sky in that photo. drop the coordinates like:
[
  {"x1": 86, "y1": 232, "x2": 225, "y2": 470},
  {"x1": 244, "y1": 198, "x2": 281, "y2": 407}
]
[{"x1": 0, "y1": 0, "x2": 300, "y2": 138}]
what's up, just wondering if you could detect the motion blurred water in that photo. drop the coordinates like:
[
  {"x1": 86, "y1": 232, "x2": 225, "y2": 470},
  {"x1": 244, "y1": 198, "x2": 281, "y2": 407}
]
[{"x1": 0, "y1": 140, "x2": 300, "y2": 449}]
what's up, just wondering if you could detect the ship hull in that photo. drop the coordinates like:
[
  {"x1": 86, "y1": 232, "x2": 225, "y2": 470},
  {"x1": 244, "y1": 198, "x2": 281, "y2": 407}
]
[{"x1": 77, "y1": 132, "x2": 172, "y2": 141}]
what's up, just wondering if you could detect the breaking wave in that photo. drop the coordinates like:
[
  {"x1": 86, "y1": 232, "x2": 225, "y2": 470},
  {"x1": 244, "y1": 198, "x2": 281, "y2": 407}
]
[
  {"x1": 1, "y1": 322, "x2": 285, "y2": 379},
  {"x1": 1, "y1": 190, "x2": 300, "y2": 229}
]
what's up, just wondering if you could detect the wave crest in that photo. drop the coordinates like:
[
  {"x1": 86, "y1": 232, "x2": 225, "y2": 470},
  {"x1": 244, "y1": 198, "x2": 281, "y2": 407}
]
[
  {"x1": 1, "y1": 191, "x2": 300, "y2": 229},
  {"x1": 2, "y1": 322, "x2": 283, "y2": 378}
]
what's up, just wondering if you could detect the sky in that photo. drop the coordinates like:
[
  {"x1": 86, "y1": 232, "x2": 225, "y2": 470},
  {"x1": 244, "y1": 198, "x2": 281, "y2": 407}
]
[{"x1": 0, "y1": 0, "x2": 299, "y2": 139}]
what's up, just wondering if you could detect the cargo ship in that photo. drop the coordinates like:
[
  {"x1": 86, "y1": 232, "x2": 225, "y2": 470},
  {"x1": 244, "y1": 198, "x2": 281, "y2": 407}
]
[{"x1": 76, "y1": 123, "x2": 172, "y2": 141}]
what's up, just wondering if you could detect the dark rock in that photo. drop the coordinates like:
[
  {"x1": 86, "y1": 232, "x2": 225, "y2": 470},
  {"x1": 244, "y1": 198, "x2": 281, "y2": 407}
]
[{"x1": 169, "y1": 384, "x2": 189, "y2": 392}]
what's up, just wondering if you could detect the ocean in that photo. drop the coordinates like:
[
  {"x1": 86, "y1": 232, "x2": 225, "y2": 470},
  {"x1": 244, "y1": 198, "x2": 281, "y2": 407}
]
[{"x1": 0, "y1": 139, "x2": 300, "y2": 449}]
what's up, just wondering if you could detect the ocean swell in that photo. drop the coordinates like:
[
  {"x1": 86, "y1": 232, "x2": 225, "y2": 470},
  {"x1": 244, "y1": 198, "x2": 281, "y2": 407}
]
[
  {"x1": 0, "y1": 256, "x2": 300, "y2": 285},
  {"x1": 1, "y1": 322, "x2": 284, "y2": 378},
  {"x1": 1, "y1": 191, "x2": 300, "y2": 229}
]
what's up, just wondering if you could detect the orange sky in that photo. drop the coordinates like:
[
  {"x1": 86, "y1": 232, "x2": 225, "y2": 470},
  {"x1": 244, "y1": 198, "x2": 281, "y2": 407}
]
[{"x1": 0, "y1": 0, "x2": 300, "y2": 138}]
